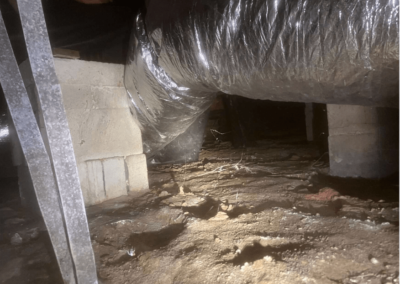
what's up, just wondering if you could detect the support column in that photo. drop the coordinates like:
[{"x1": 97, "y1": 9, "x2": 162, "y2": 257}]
[
  {"x1": 305, "y1": 103, "x2": 314, "y2": 141},
  {"x1": 327, "y1": 105, "x2": 398, "y2": 179}
]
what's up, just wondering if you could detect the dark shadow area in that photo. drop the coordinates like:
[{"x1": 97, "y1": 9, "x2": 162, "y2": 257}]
[
  {"x1": 183, "y1": 197, "x2": 220, "y2": 219},
  {"x1": 228, "y1": 241, "x2": 314, "y2": 266},
  {"x1": 206, "y1": 95, "x2": 310, "y2": 149},
  {"x1": 0, "y1": 0, "x2": 146, "y2": 64},
  {"x1": 126, "y1": 223, "x2": 185, "y2": 255}
]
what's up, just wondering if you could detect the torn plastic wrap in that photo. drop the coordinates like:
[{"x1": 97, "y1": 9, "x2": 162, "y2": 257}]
[{"x1": 124, "y1": 0, "x2": 399, "y2": 158}]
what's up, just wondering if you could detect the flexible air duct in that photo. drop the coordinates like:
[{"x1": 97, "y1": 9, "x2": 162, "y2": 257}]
[{"x1": 124, "y1": 0, "x2": 399, "y2": 157}]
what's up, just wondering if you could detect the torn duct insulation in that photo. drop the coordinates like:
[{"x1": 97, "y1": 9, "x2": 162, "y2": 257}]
[{"x1": 124, "y1": 0, "x2": 399, "y2": 157}]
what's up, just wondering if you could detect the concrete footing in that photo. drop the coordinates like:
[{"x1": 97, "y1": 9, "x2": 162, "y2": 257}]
[
  {"x1": 15, "y1": 58, "x2": 149, "y2": 207},
  {"x1": 327, "y1": 104, "x2": 398, "y2": 179}
]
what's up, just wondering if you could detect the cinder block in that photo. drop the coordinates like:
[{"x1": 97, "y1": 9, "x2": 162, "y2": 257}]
[
  {"x1": 327, "y1": 105, "x2": 378, "y2": 129},
  {"x1": 54, "y1": 58, "x2": 124, "y2": 87},
  {"x1": 103, "y1": 157, "x2": 127, "y2": 200},
  {"x1": 61, "y1": 84, "x2": 92, "y2": 111},
  {"x1": 327, "y1": 104, "x2": 398, "y2": 179},
  {"x1": 81, "y1": 160, "x2": 106, "y2": 205},
  {"x1": 328, "y1": 133, "x2": 381, "y2": 178},
  {"x1": 65, "y1": 108, "x2": 143, "y2": 163},
  {"x1": 90, "y1": 86, "x2": 128, "y2": 109},
  {"x1": 61, "y1": 85, "x2": 129, "y2": 111},
  {"x1": 17, "y1": 58, "x2": 149, "y2": 206},
  {"x1": 126, "y1": 154, "x2": 149, "y2": 192}
]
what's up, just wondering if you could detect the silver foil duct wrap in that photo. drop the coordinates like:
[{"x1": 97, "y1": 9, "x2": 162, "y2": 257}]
[{"x1": 124, "y1": 0, "x2": 399, "y2": 156}]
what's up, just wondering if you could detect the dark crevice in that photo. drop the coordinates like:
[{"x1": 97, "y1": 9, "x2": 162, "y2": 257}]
[
  {"x1": 126, "y1": 223, "x2": 185, "y2": 255},
  {"x1": 183, "y1": 197, "x2": 220, "y2": 219},
  {"x1": 175, "y1": 245, "x2": 198, "y2": 258},
  {"x1": 227, "y1": 241, "x2": 314, "y2": 266}
]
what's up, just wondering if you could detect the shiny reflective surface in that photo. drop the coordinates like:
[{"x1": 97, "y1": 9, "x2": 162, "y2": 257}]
[
  {"x1": 125, "y1": 0, "x2": 399, "y2": 156},
  {"x1": 0, "y1": 11, "x2": 76, "y2": 284},
  {"x1": 16, "y1": 0, "x2": 98, "y2": 282}
]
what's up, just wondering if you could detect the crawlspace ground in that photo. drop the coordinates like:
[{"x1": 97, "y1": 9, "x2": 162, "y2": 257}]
[{"x1": 0, "y1": 137, "x2": 398, "y2": 284}]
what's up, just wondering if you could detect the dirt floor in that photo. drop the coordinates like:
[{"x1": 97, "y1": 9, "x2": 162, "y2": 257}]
[{"x1": 0, "y1": 136, "x2": 399, "y2": 284}]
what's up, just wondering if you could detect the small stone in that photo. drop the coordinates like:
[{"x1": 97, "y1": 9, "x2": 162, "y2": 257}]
[
  {"x1": 210, "y1": 212, "x2": 229, "y2": 221},
  {"x1": 159, "y1": 191, "x2": 169, "y2": 197},
  {"x1": 29, "y1": 228, "x2": 39, "y2": 240},
  {"x1": 349, "y1": 277, "x2": 360, "y2": 283},
  {"x1": 370, "y1": 257, "x2": 379, "y2": 264},
  {"x1": 220, "y1": 204, "x2": 229, "y2": 211},
  {"x1": 264, "y1": 256, "x2": 273, "y2": 262},
  {"x1": 127, "y1": 248, "x2": 135, "y2": 257},
  {"x1": 11, "y1": 233, "x2": 23, "y2": 245},
  {"x1": 179, "y1": 186, "x2": 185, "y2": 195}
]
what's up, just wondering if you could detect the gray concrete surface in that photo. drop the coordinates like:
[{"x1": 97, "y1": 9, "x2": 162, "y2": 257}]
[
  {"x1": 327, "y1": 104, "x2": 398, "y2": 179},
  {"x1": 16, "y1": 59, "x2": 149, "y2": 206}
]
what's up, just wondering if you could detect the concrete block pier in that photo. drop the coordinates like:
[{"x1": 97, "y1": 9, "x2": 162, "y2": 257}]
[
  {"x1": 16, "y1": 58, "x2": 148, "y2": 207},
  {"x1": 327, "y1": 104, "x2": 398, "y2": 179}
]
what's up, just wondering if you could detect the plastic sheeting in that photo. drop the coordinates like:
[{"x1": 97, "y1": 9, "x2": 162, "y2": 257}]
[{"x1": 124, "y1": 0, "x2": 399, "y2": 157}]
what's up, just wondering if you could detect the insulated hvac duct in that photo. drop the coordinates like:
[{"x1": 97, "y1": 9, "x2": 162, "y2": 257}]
[{"x1": 124, "y1": 0, "x2": 399, "y2": 157}]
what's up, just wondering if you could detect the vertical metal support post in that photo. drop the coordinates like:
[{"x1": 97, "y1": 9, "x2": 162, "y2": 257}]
[
  {"x1": 0, "y1": 12, "x2": 76, "y2": 284},
  {"x1": 305, "y1": 103, "x2": 314, "y2": 142},
  {"x1": 16, "y1": 0, "x2": 98, "y2": 282}
]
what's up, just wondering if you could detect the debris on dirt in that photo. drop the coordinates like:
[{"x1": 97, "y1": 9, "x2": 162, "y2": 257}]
[
  {"x1": 158, "y1": 191, "x2": 170, "y2": 197},
  {"x1": 305, "y1": 187, "x2": 340, "y2": 201},
  {"x1": 0, "y1": 136, "x2": 398, "y2": 283},
  {"x1": 370, "y1": 257, "x2": 379, "y2": 264},
  {"x1": 10, "y1": 233, "x2": 22, "y2": 246}
]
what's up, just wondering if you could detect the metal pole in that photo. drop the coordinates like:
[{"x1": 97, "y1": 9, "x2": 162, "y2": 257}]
[
  {"x1": 15, "y1": 0, "x2": 98, "y2": 282},
  {"x1": 0, "y1": 11, "x2": 76, "y2": 284}
]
